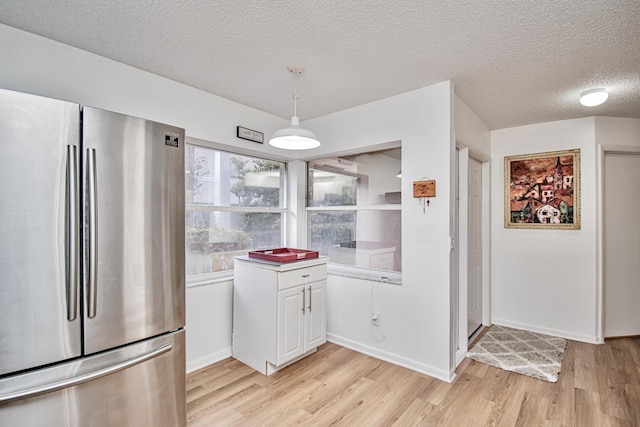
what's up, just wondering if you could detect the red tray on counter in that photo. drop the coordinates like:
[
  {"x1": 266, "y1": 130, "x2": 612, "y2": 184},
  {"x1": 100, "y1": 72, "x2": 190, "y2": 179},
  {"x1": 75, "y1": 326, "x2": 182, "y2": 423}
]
[{"x1": 248, "y1": 248, "x2": 319, "y2": 263}]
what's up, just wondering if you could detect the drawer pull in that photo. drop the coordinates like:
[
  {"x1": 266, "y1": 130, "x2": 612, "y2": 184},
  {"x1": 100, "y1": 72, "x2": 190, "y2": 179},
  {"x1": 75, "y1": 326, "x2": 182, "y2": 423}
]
[{"x1": 301, "y1": 274, "x2": 310, "y2": 278}]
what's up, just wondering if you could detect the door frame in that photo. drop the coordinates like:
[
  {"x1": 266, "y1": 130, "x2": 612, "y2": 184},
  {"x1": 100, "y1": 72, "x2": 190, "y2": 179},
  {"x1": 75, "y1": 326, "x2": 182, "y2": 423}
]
[
  {"x1": 455, "y1": 144, "x2": 491, "y2": 366},
  {"x1": 596, "y1": 144, "x2": 640, "y2": 343}
]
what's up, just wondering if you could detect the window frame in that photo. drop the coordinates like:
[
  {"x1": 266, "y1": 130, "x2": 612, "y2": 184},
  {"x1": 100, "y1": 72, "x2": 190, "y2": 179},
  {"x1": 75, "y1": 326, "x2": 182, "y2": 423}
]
[
  {"x1": 306, "y1": 157, "x2": 402, "y2": 285},
  {"x1": 185, "y1": 140, "x2": 288, "y2": 285}
]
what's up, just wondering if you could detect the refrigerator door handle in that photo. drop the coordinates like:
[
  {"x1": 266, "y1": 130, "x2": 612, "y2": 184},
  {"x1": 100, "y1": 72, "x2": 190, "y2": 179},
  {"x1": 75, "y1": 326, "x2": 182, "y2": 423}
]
[
  {"x1": 66, "y1": 145, "x2": 79, "y2": 321},
  {"x1": 86, "y1": 148, "x2": 98, "y2": 318},
  {"x1": 0, "y1": 343, "x2": 172, "y2": 404}
]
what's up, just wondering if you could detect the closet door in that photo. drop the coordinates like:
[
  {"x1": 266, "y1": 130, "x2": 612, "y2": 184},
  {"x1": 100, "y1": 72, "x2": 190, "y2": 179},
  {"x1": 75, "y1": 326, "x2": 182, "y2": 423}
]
[{"x1": 603, "y1": 152, "x2": 640, "y2": 337}]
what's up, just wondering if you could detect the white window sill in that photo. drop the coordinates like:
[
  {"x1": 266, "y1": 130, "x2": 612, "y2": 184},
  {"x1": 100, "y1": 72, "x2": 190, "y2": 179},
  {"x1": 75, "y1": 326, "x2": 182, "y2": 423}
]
[
  {"x1": 186, "y1": 265, "x2": 403, "y2": 288},
  {"x1": 186, "y1": 274, "x2": 234, "y2": 289},
  {"x1": 327, "y1": 264, "x2": 402, "y2": 285}
]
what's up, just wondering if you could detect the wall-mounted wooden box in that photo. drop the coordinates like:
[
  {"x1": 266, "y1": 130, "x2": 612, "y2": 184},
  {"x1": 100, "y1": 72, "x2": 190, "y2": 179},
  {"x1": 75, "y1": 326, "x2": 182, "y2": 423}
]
[{"x1": 413, "y1": 180, "x2": 436, "y2": 198}]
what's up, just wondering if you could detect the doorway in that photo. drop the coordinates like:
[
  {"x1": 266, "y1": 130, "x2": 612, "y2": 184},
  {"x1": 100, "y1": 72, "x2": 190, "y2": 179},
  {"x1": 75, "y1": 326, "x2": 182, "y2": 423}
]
[
  {"x1": 467, "y1": 156, "x2": 483, "y2": 337},
  {"x1": 455, "y1": 146, "x2": 489, "y2": 365},
  {"x1": 603, "y1": 151, "x2": 640, "y2": 337}
]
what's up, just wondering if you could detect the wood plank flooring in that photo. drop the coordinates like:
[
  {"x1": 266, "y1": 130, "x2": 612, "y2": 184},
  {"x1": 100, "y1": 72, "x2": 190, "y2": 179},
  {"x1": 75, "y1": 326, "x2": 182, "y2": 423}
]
[{"x1": 186, "y1": 337, "x2": 640, "y2": 426}]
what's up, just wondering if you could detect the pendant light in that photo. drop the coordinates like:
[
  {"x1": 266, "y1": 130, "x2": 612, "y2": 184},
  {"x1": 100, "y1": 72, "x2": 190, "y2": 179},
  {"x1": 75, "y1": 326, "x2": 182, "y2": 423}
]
[{"x1": 269, "y1": 66, "x2": 321, "y2": 150}]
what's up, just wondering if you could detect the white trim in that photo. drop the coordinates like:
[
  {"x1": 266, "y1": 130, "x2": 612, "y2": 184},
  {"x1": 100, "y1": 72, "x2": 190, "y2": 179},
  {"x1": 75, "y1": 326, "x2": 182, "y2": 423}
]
[
  {"x1": 596, "y1": 144, "x2": 604, "y2": 343},
  {"x1": 287, "y1": 159, "x2": 308, "y2": 248},
  {"x1": 186, "y1": 347, "x2": 232, "y2": 373},
  {"x1": 301, "y1": 140, "x2": 402, "y2": 162},
  {"x1": 327, "y1": 334, "x2": 455, "y2": 383},
  {"x1": 596, "y1": 144, "x2": 640, "y2": 343},
  {"x1": 457, "y1": 147, "x2": 469, "y2": 358},
  {"x1": 187, "y1": 136, "x2": 292, "y2": 163},
  {"x1": 452, "y1": 147, "x2": 460, "y2": 364},
  {"x1": 306, "y1": 204, "x2": 401, "y2": 211},
  {"x1": 492, "y1": 318, "x2": 599, "y2": 344},
  {"x1": 328, "y1": 264, "x2": 402, "y2": 285},
  {"x1": 481, "y1": 160, "x2": 491, "y2": 327},
  {"x1": 186, "y1": 204, "x2": 287, "y2": 213},
  {"x1": 186, "y1": 275, "x2": 233, "y2": 289}
]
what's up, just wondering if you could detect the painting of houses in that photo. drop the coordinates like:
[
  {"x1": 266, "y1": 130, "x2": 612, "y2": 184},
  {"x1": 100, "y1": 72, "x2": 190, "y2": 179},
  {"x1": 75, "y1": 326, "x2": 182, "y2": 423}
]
[{"x1": 505, "y1": 149, "x2": 580, "y2": 229}]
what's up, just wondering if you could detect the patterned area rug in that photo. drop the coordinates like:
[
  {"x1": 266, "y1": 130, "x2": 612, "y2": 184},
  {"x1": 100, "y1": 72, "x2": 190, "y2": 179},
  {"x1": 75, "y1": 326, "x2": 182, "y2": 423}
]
[{"x1": 467, "y1": 325, "x2": 567, "y2": 382}]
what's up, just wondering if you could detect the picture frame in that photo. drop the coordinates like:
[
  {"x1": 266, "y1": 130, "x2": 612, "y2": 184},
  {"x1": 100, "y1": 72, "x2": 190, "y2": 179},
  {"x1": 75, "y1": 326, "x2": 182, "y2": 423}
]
[
  {"x1": 504, "y1": 149, "x2": 580, "y2": 229},
  {"x1": 236, "y1": 126, "x2": 264, "y2": 144}
]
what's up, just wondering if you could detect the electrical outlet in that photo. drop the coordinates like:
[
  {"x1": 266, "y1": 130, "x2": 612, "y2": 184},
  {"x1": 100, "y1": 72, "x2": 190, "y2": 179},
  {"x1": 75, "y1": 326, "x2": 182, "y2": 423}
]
[{"x1": 371, "y1": 312, "x2": 381, "y2": 326}]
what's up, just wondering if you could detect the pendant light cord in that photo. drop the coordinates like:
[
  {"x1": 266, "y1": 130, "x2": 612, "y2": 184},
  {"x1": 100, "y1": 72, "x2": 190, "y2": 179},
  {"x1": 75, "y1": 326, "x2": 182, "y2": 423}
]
[{"x1": 292, "y1": 69, "x2": 300, "y2": 118}]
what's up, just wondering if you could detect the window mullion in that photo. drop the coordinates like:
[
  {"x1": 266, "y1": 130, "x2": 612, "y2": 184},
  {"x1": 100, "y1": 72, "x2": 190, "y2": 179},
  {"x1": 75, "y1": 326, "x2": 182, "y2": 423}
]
[{"x1": 187, "y1": 204, "x2": 287, "y2": 213}]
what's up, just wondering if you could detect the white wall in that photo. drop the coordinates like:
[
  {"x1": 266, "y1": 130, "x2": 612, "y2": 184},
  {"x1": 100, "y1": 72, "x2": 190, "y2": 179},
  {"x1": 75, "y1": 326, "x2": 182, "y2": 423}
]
[
  {"x1": 8, "y1": 22, "x2": 637, "y2": 380},
  {"x1": 454, "y1": 94, "x2": 491, "y2": 158},
  {"x1": 306, "y1": 82, "x2": 457, "y2": 381},
  {"x1": 453, "y1": 94, "x2": 491, "y2": 363},
  {"x1": 491, "y1": 117, "x2": 640, "y2": 344},
  {"x1": 0, "y1": 24, "x2": 288, "y2": 371},
  {"x1": 0, "y1": 24, "x2": 288, "y2": 154},
  {"x1": 185, "y1": 281, "x2": 233, "y2": 372},
  {"x1": 353, "y1": 152, "x2": 402, "y2": 205},
  {"x1": 491, "y1": 118, "x2": 599, "y2": 342},
  {"x1": 594, "y1": 117, "x2": 640, "y2": 147},
  {"x1": 594, "y1": 117, "x2": 640, "y2": 341},
  {"x1": 0, "y1": 24, "x2": 457, "y2": 379}
]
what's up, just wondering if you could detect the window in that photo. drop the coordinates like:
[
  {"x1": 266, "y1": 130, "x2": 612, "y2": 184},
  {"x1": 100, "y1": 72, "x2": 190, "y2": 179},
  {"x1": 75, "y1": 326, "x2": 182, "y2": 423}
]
[
  {"x1": 307, "y1": 148, "x2": 402, "y2": 277},
  {"x1": 186, "y1": 144, "x2": 286, "y2": 279}
]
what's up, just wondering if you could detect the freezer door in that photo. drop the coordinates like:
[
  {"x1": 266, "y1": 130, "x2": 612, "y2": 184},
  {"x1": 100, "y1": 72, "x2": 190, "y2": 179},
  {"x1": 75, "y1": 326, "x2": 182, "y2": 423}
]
[
  {"x1": 0, "y1": 88, "x2": 82, "y2": 375},
  {"x1": 0, "y1": 329, "x2": 186, "y2": 427},
  {"x1": 82, "y1": 107, "x2": 185, "y2": 354}
]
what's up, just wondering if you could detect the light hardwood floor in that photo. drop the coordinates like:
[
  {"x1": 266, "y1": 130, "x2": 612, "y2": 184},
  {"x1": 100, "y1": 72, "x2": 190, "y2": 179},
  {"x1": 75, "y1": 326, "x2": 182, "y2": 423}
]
[{"x1": 186, "y1": 337, "x2": 640, "y2": 426}]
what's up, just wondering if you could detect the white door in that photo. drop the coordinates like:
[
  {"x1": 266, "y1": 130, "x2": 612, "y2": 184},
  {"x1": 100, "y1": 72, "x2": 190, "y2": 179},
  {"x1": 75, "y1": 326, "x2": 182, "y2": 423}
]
[
  {"x1": 276, "y1": 286, "x2": 305, "y2": 364},
  {"x1": 468, "y1": 157, "x2": 483, "y2": 337},
  {"x1": 604, "y1": 152, "x2": 640, "y2": 337},
  {"x1": 306, "y1": 282, "x2": 327, "y2": 350}
]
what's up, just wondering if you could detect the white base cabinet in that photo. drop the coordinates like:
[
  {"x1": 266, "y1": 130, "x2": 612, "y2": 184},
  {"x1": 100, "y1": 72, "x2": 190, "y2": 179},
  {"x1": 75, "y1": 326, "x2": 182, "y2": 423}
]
[{"x1": 232, "y1": 256, "x2": 327, "y2": 375}]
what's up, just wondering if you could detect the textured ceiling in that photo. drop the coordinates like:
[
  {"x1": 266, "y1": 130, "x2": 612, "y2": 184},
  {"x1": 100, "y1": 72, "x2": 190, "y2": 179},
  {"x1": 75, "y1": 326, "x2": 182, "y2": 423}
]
[{"x1": 1, "y1": 1, "x2": 639, "y2": 130}]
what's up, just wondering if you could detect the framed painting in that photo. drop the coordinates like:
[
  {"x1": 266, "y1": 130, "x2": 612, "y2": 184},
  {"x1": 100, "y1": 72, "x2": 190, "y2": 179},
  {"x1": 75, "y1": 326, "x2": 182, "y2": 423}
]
[{"x1": 504, "y1": 149, "x2": 580, "y2": 229}]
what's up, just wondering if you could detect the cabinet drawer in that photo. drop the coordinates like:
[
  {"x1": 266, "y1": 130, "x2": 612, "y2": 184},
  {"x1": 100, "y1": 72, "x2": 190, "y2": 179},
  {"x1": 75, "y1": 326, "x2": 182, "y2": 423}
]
[{"x1": 278, "y1": 264, "x2": 327, "y2": 290}]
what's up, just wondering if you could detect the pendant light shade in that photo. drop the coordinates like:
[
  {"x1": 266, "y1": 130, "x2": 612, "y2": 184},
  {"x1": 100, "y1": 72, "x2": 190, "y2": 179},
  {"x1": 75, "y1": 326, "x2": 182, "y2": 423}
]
[
  {"x1": 269, "y1": 65, "x2": 321, "y2": 150},
  {"x1": 269, "y1": 115, "x2": 321, "y2": 150}
]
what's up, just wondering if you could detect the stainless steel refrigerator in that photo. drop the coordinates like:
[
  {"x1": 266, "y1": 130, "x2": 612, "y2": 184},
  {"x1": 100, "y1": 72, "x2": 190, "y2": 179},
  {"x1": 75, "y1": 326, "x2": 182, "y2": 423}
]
[{"x1": 0, "y1": 88, "x2": 186, "y2": 426}]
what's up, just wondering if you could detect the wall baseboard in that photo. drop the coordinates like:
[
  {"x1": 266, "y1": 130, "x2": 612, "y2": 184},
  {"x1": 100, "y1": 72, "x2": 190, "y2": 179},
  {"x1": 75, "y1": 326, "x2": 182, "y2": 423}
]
[
  {"x1": 492, "y1": 318, "x2": 600, "y2": 344},
  {"x1": 186, "y1": 347, "x2": 232, "y2": 373},
  {"x1": 327, "y1": 333, "x2": 455, "y2": 383}
]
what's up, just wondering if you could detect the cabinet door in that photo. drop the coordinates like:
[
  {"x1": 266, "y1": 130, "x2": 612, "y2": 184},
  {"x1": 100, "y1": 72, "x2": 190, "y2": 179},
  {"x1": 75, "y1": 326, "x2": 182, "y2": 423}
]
[
  {"x1": 306, "y1": 281, "x2": 327, "y2": 350},
  {"x1": 276, "y1": 286, "x2": 305, "y2": 365}
]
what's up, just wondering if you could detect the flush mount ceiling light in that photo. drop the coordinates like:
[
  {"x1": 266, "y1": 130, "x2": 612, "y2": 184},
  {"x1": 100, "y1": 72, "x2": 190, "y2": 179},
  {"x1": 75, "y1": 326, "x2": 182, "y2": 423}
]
[
  {"x1": 579, "y1": 88, "x2": 609, "y2": 107},
  {"x1": 269, "y1": 65, "x2": 321, "y2": 150}
]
